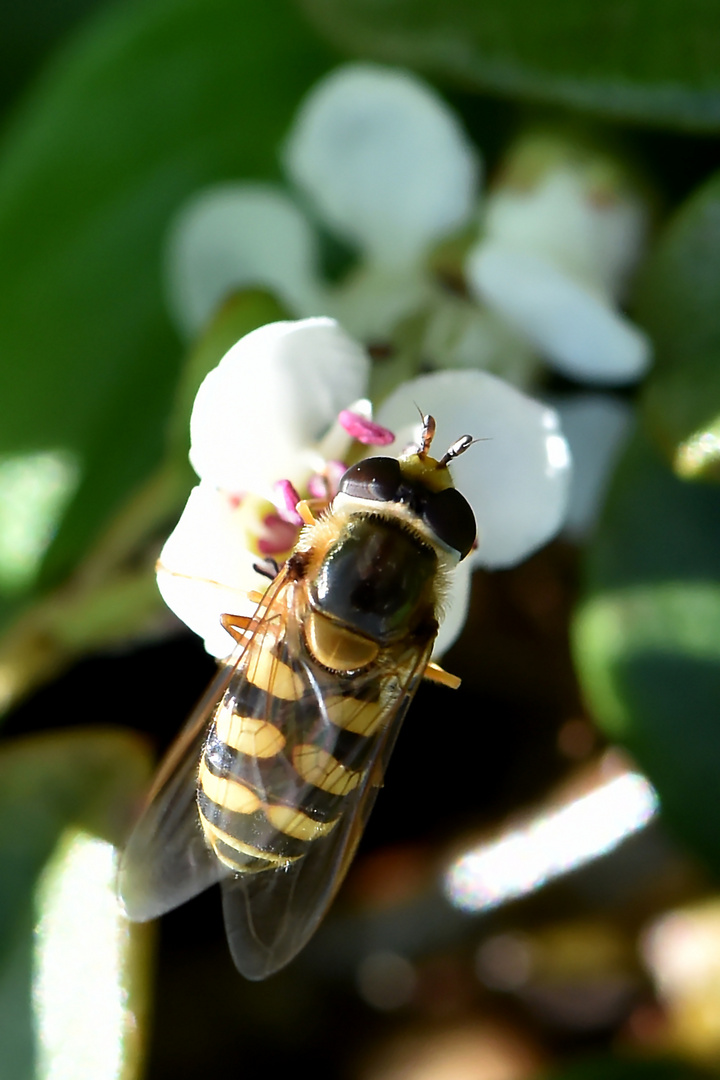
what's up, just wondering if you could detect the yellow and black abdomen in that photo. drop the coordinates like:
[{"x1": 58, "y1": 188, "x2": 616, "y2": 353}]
[{"x1": 197, "y1": 654, "x2": 389, "y2": 875}]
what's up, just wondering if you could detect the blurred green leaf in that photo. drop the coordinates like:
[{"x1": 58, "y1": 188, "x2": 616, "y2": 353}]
[
  {"x1": 637, "y1": 171, "x2": 720, "y2": 482},
  {"x1": 574, "y1": 430, "x2": 720, "y2": 870},
  {"x1": 0, "y1": 290, "x2": 289, "y2": 721},
  {"x1": 0, "y1": 726, "x2": 151, "y2": 963},
  {"x1": 300, "y1": 0, "x2": 720, "y2": 130},
  {"x1": 0, "y1": 0, "x2": 109, "y2": 120},
  {"x1": 0, "y1": 934, "x2": 35, "y2": 1080},
  {"x1": 0, "y1": 727, "x2": 153, "y2": 1079},
  {"x1": 0, "y1": 0, "x2": 335, "y2": 621},
  {"x1": 542, "y1": 1054, "x2": 713, "y2": 1080}
]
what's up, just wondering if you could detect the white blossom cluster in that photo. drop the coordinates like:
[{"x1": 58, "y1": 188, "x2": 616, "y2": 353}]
[
  {"x1": 167, "y1": 63, "x2": 650, "y2": 389},
  {"x1": 158, "y1": 64, "x2": 651, "y2": 658}
]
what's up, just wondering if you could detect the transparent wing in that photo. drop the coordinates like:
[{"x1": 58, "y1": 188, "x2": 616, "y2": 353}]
[
  {"x1": 215, "y1": 595, "x2": 435, "y2": 980},
  {"x1": 220, "y1": 733, "x2": 402, "y2": 982},
  {"x1": 118, "y1": 657, "x2": 241, "y2": 921},
  {"x1": 117, "y1": 568, "x2": 306, "y2": 921}
]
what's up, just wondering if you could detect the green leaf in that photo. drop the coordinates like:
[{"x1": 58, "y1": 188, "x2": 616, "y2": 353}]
[
  {"x1": 0, "y1": 0, "x2": 334, "y2": 608},
  {"x1": 300, "y1": 0, "x2": 720, "y2": 130},
  {"x1": 0, "y1": 0, "x2": 106, "y2": 117},
  {"x1": 0, "y1": 726, "x2": 152, "y2": 964},
  {"x1": 573, "y1": 429, "x2": 720, "y2": 870},
  {"x1": 637, "y1": 171, "x2": 720, "y2": 482},
  {"x1": 0, "y1": 727, "x2": 154, "y2": 1079},
  {"x1": 0, "y1": 291, "x2": 289, "y2": 720},
  {"x1": 542, "y1": 1055, "x2": 713, "y2": 1080}
]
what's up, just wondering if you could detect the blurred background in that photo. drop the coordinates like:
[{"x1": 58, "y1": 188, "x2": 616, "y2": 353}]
[{"x1": 2, "y1": 2, "x2": 720, "y2": 1079}]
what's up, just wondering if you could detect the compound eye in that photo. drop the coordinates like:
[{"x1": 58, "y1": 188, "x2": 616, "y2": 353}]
[
  {"x1": 338, "y1": 457, "x2": 402, "y2": 502},
  {"x1": 423, "y1": 487, "x2": 476, "y2": 559}
]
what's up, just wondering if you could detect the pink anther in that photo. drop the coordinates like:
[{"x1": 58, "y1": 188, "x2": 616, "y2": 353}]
[
  {"x1": 258, "y1": 513, "x2": 300, "y2": 556},
  {"x1": 273, "y1": 479, "x2": 303, "y2": 526},
  {"x1": 338, "y1": 410, "x2": 395, "y2": 446},
  {"x1": 325, "y1": 460, "x2": 348, "y2": 497},
  {"x1": 307, "y1": 473, "x2": 328, "y2": 500},
  {"x1": 307, "y1": 460, "x2": 348, "y2": 501}
]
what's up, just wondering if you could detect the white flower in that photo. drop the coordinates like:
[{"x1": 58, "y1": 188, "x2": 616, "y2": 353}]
[
  {"x1": 166, "y1": 186, "x2": 324, "y2": 339},
  {"x1": 161, "y1": 71, "x2": 651, "y2": 559},
  {"x1": 167, "y1": 63, "x2": 481, "y2": 344},
  {"x1": 465, "y1": 135, "x2": 652, "y2": 384},
  {"x1": 188, "y1": 318, "x2": 369, "y2": 494},
  {"x1": 157, "y1": 318, "x2": 571, "y2": 659},
  {"x1": 165, "y1": 67, "x2": 650, "y2": 394},
  {"x1": 283, "y1": 64, "x2": 480, "y2": 270}
]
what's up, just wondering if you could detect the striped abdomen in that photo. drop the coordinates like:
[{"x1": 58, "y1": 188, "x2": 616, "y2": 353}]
[{"x1": 197, "y1": 645, "x2": 389, "y2": 875}]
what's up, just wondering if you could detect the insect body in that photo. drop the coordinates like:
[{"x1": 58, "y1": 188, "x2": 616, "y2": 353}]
[{"x1": 119, "y1": 416, "x2": 476, "y2": 979}]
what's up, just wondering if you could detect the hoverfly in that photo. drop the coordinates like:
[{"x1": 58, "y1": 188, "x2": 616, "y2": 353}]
[{"x1": 119, "y1": 415, "x2": 476, "y2": 979}]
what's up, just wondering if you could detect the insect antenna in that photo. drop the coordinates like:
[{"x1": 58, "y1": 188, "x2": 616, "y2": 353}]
[
  {"x1": 414, "y1": 409, "x2": 436, "y2": 458},
  {"x1": 438, "y1": 434, "x2": 477, "y2": 468}
]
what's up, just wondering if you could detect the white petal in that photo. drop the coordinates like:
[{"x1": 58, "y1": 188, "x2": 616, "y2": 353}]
[
  {"x1": 156, "y1": 484, "x2": 266, "y2": 658},
  {"x1": 593, "y1": 192, "x2": 648, "y2": 300},
  {"x1": 376, "y1": 370, "x2": 572, "y2": 568},
  {"x1": 284, "y1": 63, "x2": 480, "y2": 268},
  {"x1": 165, "y1": 183, "x2": 325, "y2": 337},
  {"x1": 189, "y1": 318, "x2": 370, "y2": 492},
  {"x1": 328, "y1": 262, "x2": 432, "y2": 340},
  {"x1": 467, "y1": 244, "x2": 652, "y2": 384},
  {"x1": 483, "y1": 167, "x2": 647, "y2": 298},
  {"x1": 433, "y1": 557, "x2": 473, "y2": 658},
  {"x1": 552, "y1": 394, "x2": 633, "y2": 539},
  {"x1": 422, "y1": 295, "x2": 538, "y2": 386}
]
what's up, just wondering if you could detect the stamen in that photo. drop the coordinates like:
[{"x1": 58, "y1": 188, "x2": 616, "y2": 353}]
[
  {"x1": 252, "y1": 557, "x2": 280, "y2": 581},
  {"x1": 307, "y1": 473, "x2": 328, "y2": 500},
  {"x1": 258, "y1": 514, "x2": 300, "y2": 556},
  {"x1": 308, "y1": 456, "x2": 348, "y2": 501},
  {"x1": 367, "y1": 341, "x2": 395, "y2": 361},
  {"x1": 325, "y1": 460, "x2": 348, "y2": 499},
  {"x1": 273, "y1": 479, "x2": 303, "y2": 525},
  {"x1": 338, "y1": 410, "x2": 395, "y2": 446}
]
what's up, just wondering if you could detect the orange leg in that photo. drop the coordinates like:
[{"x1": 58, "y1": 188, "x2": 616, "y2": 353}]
[
  {"x1": 296, "y1": 498, "x2": 329, "y2": 526},
  {"x1": 220, "y1": 612, "x2": 259, "y2": 643},
  {"x1": 423, "y1": 661, "x2": 462, "y2": 691}
]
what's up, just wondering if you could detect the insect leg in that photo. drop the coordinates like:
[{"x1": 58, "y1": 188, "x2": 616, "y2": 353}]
[
  {"x1": 423, "y1": 661, "x2": 462, "y2": 691},
  {"x1": 220, "y1": 612, "x2": 260, "y2": 644},
  {"x1": 296, "y1": 499, "x2": 323, "y2": 526}
]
